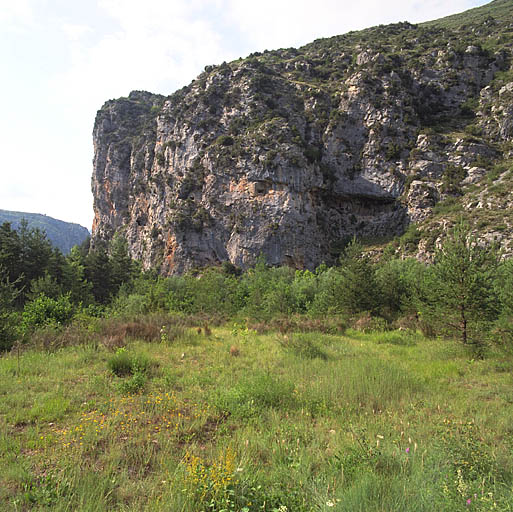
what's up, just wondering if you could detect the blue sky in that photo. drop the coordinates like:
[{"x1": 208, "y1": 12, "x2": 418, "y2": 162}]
[{"x1": 1, "y1": 0, "x2": 490, "y2": 229}]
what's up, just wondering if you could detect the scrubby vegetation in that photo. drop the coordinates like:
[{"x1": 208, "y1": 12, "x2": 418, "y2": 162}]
[
  {"x1": 1, "y1": 217, "x2": 513, "y2": 510},
  {"x1": 2, "y1": 218, "x2": 512, "y2": 353}
]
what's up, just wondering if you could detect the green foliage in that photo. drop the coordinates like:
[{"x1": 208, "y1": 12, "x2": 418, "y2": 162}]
[
  {"x1": 109, "y1": 234, "x2": 138, "y2": 293},
  {"x1": 118, "y1": 371, "x2": 147, "y2": 394},
  {"x1": 239, "y1": 258, "x2": 296, "y2": 319},
  {"x1": 459, "y1": 97, "x2": 478, "y2": 119},
  {"x1": 399, "y1": 224, "x2": 422, "y2": 252},
  {"x1": 215, "y1": 134, "x2": 235, "y2": 146},
  {"x1": 422, "y1": 221, "x2": 500, "y2": 345},
  {"x1": 442, "y1": 164, "x2": 466, "y2": 195},
  {"x1": 375, "y1": 258, "x2": 423, "y2": 319},
  {"x1": 85, "y1": 243, "x2": 113, "y2": 304},
  {"x1": 464, "y1": 123, "x2": 482, "y2": 137},
  {"x1": 63, "y1": 246, "x2": 94, "y2": 306},
  {"x1": 107, "y1": 347, "x2": 153, "y2": 377},
  {"x1": 0, "y1": 221, "x2": 55, "y2": 305},
  {"x1": 308, "y1": 266, "x2": 346, "y2": 315},
  {"x1": 433, "y1": 196, "x2": 463, "y2": 215},
  {"x1": 385, "y1": 143, "x2": 402, "y2": 160},
  {"x1": 0, "y1": 310, "x2": 18, "y2": 351},
  {"x1": 496, "y1": 259, "x2": 513, "y2": 319},
  {"x1": 21, "y1": 293, "x2": 74, "y2": 335},
  {"x1": 27, "y1": 272, "x2": 62, "y2": 301},
  {"x1": 0, "y1": 209, "x2": 89, "y2": 255},
  {"x1": 0, "y1": 267, "x2": 21, "y2": 350},
  {"x1": 337, "y1": 239, "x2": 380, "y2": 314}
]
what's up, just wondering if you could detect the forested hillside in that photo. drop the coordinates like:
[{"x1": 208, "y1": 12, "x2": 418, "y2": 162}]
[{"x1": 0, "y1": 210, "x2": 89, "y2": 254}]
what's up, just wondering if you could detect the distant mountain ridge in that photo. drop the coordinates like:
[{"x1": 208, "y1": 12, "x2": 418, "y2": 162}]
[{"x1": 0, "y1": 209, "x2": 90, "y2": 254}]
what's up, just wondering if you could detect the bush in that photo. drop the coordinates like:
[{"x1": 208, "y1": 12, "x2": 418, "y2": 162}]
[
  {"x1": 21, "y1": 293, "x2": 74, "y2": 334},
  {"x1": 308, "y1": 267, "x2": 345, "y2": 315},
  {"x1": 107, "y1": 347, "x2": 154, "y2": 377},
  {"x1": 399, "y1": 225, "x2": 421, "y2": 252},
  {"x1": 118, "y1": 371, "x2": 147, "y2": 394},
  {"x1": 215, "y1": 135, "x2": 234, "y2": 146}
]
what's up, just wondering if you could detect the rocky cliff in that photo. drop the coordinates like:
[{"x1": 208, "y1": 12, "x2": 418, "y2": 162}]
[{"x1": 92, "y1": 0, "x2": 513, "y2": 273}]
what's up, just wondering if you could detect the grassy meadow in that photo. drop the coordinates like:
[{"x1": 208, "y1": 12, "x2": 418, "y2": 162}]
[{"x1": 1, "y1": 316, "x2": 513, "y2": 511}]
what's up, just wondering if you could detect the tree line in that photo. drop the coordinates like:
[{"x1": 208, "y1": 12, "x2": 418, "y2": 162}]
[{"x1": 1, "y1": 219, "x2": 512, "y2": 353}]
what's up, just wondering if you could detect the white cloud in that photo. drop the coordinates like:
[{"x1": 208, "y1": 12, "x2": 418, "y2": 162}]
[
  {"x1": 0, "y1": 0, "x2": 33, "y2": 24},
  {"x1": 224, "y1": 0, "x2": 486, "y2": 50},
  {"x1": 61, "y1": 23, "x2": 93, "y2": 42},
  {"x1": 51, "y1": 0, "x2": 241, "y2": 111}
]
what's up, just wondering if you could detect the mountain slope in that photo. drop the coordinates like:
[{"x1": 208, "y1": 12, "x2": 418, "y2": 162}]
[
  {"x1": 91, "y1": 0, "x2": 513, "y2": 273},
  {"x1": 0, "y1": 210, "x2": 90, "y2": 254}
]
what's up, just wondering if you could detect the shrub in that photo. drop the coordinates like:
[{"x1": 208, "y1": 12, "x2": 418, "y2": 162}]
[
  {"x1": 215, "y1": 135, "x2": 234, "y2": 146},
  {"x1": 107, "y1": 347, "x2": 154, "y2": 377},
  {"x1": 399, "y1": 225, "x2": 421, "y2": 252},
  {"x1": 107, "y1": 347, "x2": 133, "y2": 376},
  {"x1": 118, "y1": 371, "x2": 147, "y2": 393},
  {"x1": 464, "y1": 124, "x2": 482, "y2": 136},
  {"x1": 337, "y1": 240, "x2": 380, "y2": 315},
  {"x1": 308, "y1": 267, "x2": 346, "y2": 315},
  {"x1": 352, "y1": 312, "x2": 388, "y2": 333},
  {"x1": 21, "y1": 293, "x2": 74, "y2": 334},
  {"x1": 442, "y1": 164, "x2": 466, "y2": 194}
]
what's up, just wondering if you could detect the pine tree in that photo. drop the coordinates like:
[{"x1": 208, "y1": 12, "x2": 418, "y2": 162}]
[
  {"x1": 110, "y1": 234, "x2": 136, "y2": 294},
  {"x1": 63, "y1": 246, "x2": 94, "y2": 306},
  {"x1": 428, "y1": 222, "x2": 500, "y2": 345},
  {"x1": 338, "y1": 239, "x2": 379, "y2": 314},
  {"x1": 0, "y1": 265, "x2": 21, "y2": 350},
  {"x1": 85, "y1": 242, "x2": 112, "y2": 304}
]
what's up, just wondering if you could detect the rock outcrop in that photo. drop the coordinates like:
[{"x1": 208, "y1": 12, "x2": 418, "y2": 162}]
[{"x1": 92, "y1": 0, "x2": 513, "y2": 273}]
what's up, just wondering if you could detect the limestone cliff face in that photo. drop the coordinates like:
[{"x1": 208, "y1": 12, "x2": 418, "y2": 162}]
[{"x1": 92, "y1": 1, "x2": 513, "y2": 273}]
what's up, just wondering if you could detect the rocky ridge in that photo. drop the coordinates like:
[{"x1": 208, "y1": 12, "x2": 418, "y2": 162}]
[{"x1": 92, "y1": 0, "x2": 513, "y2": 273}]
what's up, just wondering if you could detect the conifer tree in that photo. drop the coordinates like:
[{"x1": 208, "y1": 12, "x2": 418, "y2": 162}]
[
  {"x1": 338, "y1": 239, "x2": 379, "y2": 314},
  {"x1": 110, "y1": 234, "x2": 136, "y2": 294},
  {"x1": 428, "y1": 221, "x2": 500, "y2": 345},
  {"x1": 85, "y1": 242, "x2": 112, "y2": 304}
]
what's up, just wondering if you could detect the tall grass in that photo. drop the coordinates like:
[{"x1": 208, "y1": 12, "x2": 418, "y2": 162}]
[{"x1": 1, "y1": 322, "x2": 512, "y2": 510}]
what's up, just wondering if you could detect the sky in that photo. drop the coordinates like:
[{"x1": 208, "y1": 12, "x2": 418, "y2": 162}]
[{"x1": 1, "y1": 0, "x2": 491, "y2": 230}]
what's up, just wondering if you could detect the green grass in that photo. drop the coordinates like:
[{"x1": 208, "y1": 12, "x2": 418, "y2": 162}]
[
  {"x1": 1, "y1": 325, "x2": 513, "y2": 511},
  {"x1": 423, "y1": 0, "x2": 513, "y2": 29}
]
